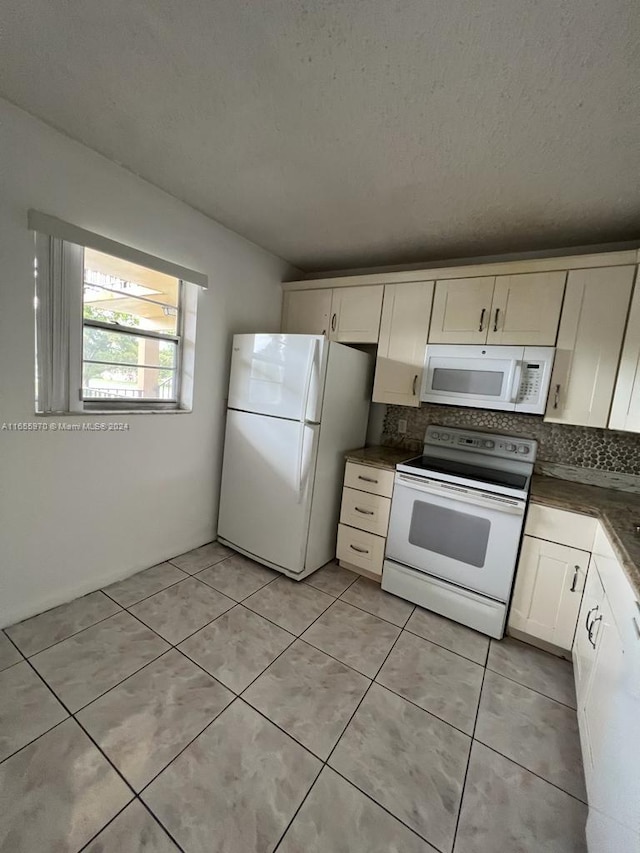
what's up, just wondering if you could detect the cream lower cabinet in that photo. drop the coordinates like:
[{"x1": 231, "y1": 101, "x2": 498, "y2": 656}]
[
  {"x1": 282, "y1": 285, "x2": 383, "y2": 343},
  {"x1": 573, "y1": 525, "x2": 640, "y2": 851},
  {"x1": 429, "y1": 271, "x2": 566, "y2": 346},
  {"x1": 337, "y1": 461, "x2": 394, "y2": 580},
  {"x1": 610, "y1": 273, "x2": 640, "y2": 432},
  {"x1": 509, "y1": 536, "x2": 590, "y2": 650},
  {"x1": 509, "y1": 504, "x2": 596, "y2": 651},
  {"x1": 545, "y1": 266, "x2": 635, "y2": 428},
  {"x1": 372, "y1": 281, "x2": 434, "y2": 407}
]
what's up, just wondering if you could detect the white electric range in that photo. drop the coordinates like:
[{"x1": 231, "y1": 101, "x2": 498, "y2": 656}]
[{"x1": 382, "y1": 425, "x2": 537, "y2": 639}]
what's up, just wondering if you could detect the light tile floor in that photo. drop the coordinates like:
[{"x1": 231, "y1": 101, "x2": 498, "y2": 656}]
[{"x1": 0, "y1": 545, "x2": 588, "y2": 853}]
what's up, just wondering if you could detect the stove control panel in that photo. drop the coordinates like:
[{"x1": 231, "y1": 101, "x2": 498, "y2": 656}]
[{"x1": 425, "y1": 426, "x2": 537, "y2": 461}]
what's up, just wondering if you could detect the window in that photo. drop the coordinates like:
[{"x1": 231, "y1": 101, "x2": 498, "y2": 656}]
[{"x1": 30, "y1": 211, "x2": 207, "y2": 413}]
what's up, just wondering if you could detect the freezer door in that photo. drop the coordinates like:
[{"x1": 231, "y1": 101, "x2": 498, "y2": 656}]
[
  {"x1": 217, "y1": 410, "x2": 320, "y2": 574},
  {"x1": 227, "y1": 334, "x2": 327, "y2": 422}
]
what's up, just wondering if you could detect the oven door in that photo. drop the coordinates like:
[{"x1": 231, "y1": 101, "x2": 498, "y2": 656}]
[
  {"x1": 386, "y1": 472, "x2": 526, "y2": 601},
  {"x1": 421, "y1": 345, "x2": 522, "y2": 411}
]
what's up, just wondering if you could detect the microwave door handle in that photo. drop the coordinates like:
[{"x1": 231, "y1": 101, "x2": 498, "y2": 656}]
[{"x1": 510, "y1": 361, "x2": 523, "y2": 403}]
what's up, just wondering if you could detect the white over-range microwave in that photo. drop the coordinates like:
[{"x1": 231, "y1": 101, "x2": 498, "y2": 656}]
[{"x1": 420, "y1": 345, "x2": 555, "y2": 414}]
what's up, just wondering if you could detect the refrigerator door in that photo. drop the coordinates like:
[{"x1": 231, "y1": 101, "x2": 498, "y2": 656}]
[
  {"x1": 228, "y1": 333, "x2": 327, "y2": 422},
  {"x1": 217, "y1": 409, "x2": 320, "y2": 573}
]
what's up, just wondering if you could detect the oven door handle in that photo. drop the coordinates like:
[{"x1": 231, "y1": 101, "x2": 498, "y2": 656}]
[{"x1": 395, "y1": 473, "x2": 526, "y2": 515}]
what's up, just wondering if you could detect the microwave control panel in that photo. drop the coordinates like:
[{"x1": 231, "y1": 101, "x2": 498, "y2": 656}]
[{"x1": 517, "y1": 362, "x2": 543, "y2": 403}]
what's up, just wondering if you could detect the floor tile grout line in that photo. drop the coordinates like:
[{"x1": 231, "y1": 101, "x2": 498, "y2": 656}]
[
  {"x1": 7, "y1": 600, "x2": 125, "y2": 661},
  {"x1": 470, "y1": 737, "x2": 588, "y2": 805},
  {"x1": 76, "y1": 796, "x2": 188, "y2": 853},
  {"x1": 335, "y1": 592, "x2": 415, "y2": 629},
  {"x1": 6, "y1": 653, "x2": 142, "y2": 805},
  {"x1": 101, "y1": 570, "x2": 191, "y2": 610},
  {"x1": 273, "y1": 623, "x2": 443, "y2": 852},
  {"x1": 484, "y1": 661, "x2": 577, "y2": 710},
  {"x1": 402, "y1": 624, "x2": 489, "y2": 667},
  {"x1": 450, "y1": 661, "x2": 489, "y2": 851}
]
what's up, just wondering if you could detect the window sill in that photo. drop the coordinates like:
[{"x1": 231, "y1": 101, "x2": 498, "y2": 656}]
[{"x1": 35, "y1": 408, "x2": 192, "y2": 416}]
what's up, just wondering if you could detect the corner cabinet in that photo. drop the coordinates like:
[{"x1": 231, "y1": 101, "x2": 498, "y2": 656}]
[
  {"x1": 545, "y1": 266, "x2": 635, "y2": 428},
  {"x1": 508, "y1": 504, "x2": 596, "y2": 651},
  {"x1": 573, "y1": 525, "x2": 640, "y2": 851},
  {"x1": 609, "y1": 274, "x2": 640, "y2": 432},
  {"x1": 282, "y1": 285, "x2": 383, "y2": 343},
  {"x1": 372, "y1": 281, "x2": 434, "y2": 407},
  {"x1": 429, "y1": 271, "x2": 566, "y2": 346}
]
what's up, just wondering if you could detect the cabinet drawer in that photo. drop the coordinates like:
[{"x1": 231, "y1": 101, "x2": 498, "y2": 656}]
[
  {"x1": 340, "y1": 487, "x2": 391, "y2": 536},
  {"x1": 525, "y1": 504, "x2": 597, "y2": 551},
  {"x1": 344, "y1": 462, "x2": 395, "y2": 497},
  {"x1": 337, "y1": 524, "x2": 385, "y2": 577}
]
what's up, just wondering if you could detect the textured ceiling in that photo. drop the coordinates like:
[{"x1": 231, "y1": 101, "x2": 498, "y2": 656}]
[{"x1": 1, "y1": 0, "x2": 639, "y2": 271}]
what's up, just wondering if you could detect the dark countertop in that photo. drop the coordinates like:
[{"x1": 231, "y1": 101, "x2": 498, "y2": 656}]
[
  {"x1": 345, "y1": 446, "x2": 640, "y2": 597},
  {"x1": 345, "y1": 445, "x2": 414, "y2": 470},
  {"x1": 530, "y1": 475, "x2": 640, "y2": 598}
]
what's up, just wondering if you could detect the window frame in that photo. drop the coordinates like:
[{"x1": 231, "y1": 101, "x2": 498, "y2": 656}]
[{"x1": 34, "y1": 231, "x2": 199, "y2": 415}]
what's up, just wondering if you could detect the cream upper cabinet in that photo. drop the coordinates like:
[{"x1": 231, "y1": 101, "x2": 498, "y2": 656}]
[
  {"x1": 282, "y1": 285, "x2": 383, "y2": 343},
  {"x1": 282, "y1": 289, "x2": 332, "y2": 336},
  {"x1": 429, "y1": 271, "x2": 565, "y2": 345},
  {"x1": 330, "y1": 285, "x2": 384, "y2": 343},
  {"x1": 428, "y1": 277, "x2": 495, "y2": 344},
  {"x1": 609, "y1": 272, "x2": 640, "y2": 432},
  {"x1": 372, "y1": 281, "x2": 434, "y2": 407},
  {"x1": 545, "y1": 266, "x2": 635, "y2": 428},
  {"x1": 487, "y1": 271, "x2": 566, "y2": 345},
  {"x1": 509, "y1": 535, "x2": 590, "y2": 650}
]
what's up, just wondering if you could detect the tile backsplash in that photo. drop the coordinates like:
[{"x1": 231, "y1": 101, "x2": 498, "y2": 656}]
[{"x1": 381, "y1": 404, "x2": 640, "y2": 478}]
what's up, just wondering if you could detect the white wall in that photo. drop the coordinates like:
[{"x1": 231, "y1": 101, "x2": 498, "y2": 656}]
[{"x1": 0, "y1": 99, "x2": 296, "y2": 628}]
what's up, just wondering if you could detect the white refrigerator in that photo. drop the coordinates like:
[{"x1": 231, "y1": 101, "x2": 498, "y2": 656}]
[{"x1": 217, "y1": 333, "x2": 372, "y2": 579}]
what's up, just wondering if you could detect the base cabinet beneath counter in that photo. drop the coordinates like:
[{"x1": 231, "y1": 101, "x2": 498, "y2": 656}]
[{"x1": 337, "y1": 461, "x2": 394, "y2": 581}]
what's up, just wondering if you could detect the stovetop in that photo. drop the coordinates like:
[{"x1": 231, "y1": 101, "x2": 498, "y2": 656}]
[{"x1": 396, "y1": 426, "x2": 538, "y2": 499}]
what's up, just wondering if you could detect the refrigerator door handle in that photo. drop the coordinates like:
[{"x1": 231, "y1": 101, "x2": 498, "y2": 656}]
[{"x1": 301, "y1": 338, "x2": 320, "y2": 424}]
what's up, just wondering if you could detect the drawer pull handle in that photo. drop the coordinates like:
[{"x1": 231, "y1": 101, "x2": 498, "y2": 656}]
[
  {"x1": 585, "y1": 605, "x2": 599, "y2": 634},
  {"x1": 355, "y1": 507, "x2": 375, "y2": 515},
  {"x1": 553, "y1": 384, "x2": 561, "y2": 409},
  {"x1": 358, "y1": 475, "x2": 378, "y2": 484},
  {"x1": 493, "y1": 307, "x2": 500, "y2": 332},
  {"x1": 478, "y1": 308, "x2": 486, "y2": 332},
  {"x1": 588, "y1": 614, "x2": 602, "y2": 648},
  {"x1": 412, "y1": 374, "x2": 418, "y2": 395},
  {"x1": 633, "y1": 617, "x2": 640, "y2": 640},
  {"x1": 331, "y1": 313, "x2": 337, "y2": 332},
  {"x1": 350, "y1": 544, "x2": 369, "y2": 554},
  {"x1": 570, "y1": 566, "x2": 579, "y2": 592}
]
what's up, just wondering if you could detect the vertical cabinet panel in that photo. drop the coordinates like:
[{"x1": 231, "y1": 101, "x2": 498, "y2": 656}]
[
  {"x1": 545, "y1": 266, "x2": 635, "y2": 427},
  {"x1": 372, "y1": 281, "x2": 434, "y2": 407},
  {"x1": 487, "y1": 271, "x2": 566, "y2": 345},
  {"x1": 282, "y1": 289, "x2": 332, "y2": 336},
  {"x1": 330, "y1": 285, "x2": 384, "y2": 343},
  {"x1": 509, "y1": 536, "x2": 589, "y2": 650},
  {"x1": 428, "y1": 277, "x2": 495, "y2": 344},
  {"x1": 610, "y1": 273, "x2": 640, "y2": 432}
]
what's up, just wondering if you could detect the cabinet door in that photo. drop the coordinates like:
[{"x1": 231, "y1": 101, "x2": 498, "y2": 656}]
[
  {"x1": 282, "y1": 289, "x2": 332, "y2": 336},
  {"x1": 330, "y1": 285, "x2": 384, "y2": 343},
  {"x1": 487, "y1": 271, "x2": 566, "y2": 345},
  {"x1": 428, "y1": 277, "x2": 495, "y2": 344},
  {"x1": 573, "y1": 556, "x2": 605, "y2": 704},
  {"x1": 610, "y1": 273, "x2": 640, "y2": 432},
  {"x1": 545, "y1": 266, "x2": 635, "y2": 427},
  {"x1": 509, "y1": 536, "x2": 590, "y2": 650},
  {"x1": 372, "y1": 281, "x2": 434, "y2": 407}
]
